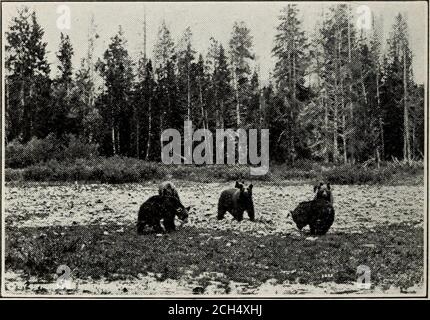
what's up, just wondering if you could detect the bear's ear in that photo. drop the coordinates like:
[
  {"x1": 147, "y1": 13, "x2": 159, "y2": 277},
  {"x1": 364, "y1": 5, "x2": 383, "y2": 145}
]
[
  {"x1": 248, "y1": 184, "x2": 253, "y2": 195},
  {"x1": 313, "y1": 185, "x2": 319, "y2": 193},
  {"x1": 327, "y1": 183, "x2": 331, "y2": 190},
  {"x1": 235, "y1": 181, "x2": 242, "y2": 188}
]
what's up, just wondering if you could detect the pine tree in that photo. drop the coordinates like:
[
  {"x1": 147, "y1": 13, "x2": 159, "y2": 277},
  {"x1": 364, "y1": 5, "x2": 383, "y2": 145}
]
[
  {"x1": 383, "y1": 13, "x2": 414, "y2": 161},
  {"x1": 5, "y1": 7, "x2": 51, "y2": 142},
  {"x1": 272, "y1": 4, "x2": 310, "y2": 163},
  {"x1": 229, "y1": 21, "x2": 254, "y2": 128},
  {"x1": 177, "y1": 27, "x2": 196, "y2": 121},
  {"x1": 318, "y1": 4, "x2": 357, "y2": 163},
  {"x1": 212, "y1": 44, "x2": 232, "y2": 129},
  {"x1": 49, "y1": 33, "x2": 74, "y2": 138},
  {"x1": 97, "y1": 26, "x2": 134, "y2": 156},
  {"x1": 153, "y1": 20, "x2": 178, "y2": 145}
]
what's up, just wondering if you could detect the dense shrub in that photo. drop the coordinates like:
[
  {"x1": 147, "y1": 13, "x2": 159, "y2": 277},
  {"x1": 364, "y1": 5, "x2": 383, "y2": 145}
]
[
  {"x1": 5, "y1": 134, "x2": 99, "y2": 168},
  {"x1": 59, "y1": 134, "x2": 99, "y2": 160},
  {"x1": 4, "y1": 154, "x2": 424, "y2": 185},
  {"x1": 6, "y1": 134, "x2": 59, "y2": 168}
]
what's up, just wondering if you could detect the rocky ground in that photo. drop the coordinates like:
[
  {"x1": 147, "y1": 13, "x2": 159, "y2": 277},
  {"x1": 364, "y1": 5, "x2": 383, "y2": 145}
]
[{"x1": 3, "y1": 181, "x2": 426, "y2": 296}]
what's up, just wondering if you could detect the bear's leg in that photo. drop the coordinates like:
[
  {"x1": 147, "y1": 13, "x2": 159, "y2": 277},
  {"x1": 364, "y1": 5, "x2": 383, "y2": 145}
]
[
  {"x1": 163, "y1": 218, "x2": 176, "y2": 233},
  {"x1": 309, "y1": 225, "x2": 316, "y2": 236},
  {"x1": 217, "y1": 206, "x2": 227, "y2": 220},
  {"x1": 137, "y1": 221, "x2": 145, "y2": 235},
  {"x1": 235, "y1": 210, "x2": 244, "y2": 222},
  {"x1": 153, "y1": 221, "x2": 165, "y2": 234},
  {"x1": 247, "y1": 209, "x2": 255, "y2": 222}
]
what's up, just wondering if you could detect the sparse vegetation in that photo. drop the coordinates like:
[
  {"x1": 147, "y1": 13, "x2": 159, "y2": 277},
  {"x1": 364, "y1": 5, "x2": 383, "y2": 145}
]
[
  {"x1": 5, "y1": 223, "x2": 423, "y2": 291},
  {"x1": 5, "y1": 155, "x2": 424, "y2": 185}
]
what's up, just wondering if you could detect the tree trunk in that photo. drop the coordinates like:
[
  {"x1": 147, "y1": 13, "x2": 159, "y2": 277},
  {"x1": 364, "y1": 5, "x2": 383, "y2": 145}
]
[
  {"x1": 376, "y1": 70, "x2": 385, "y2": 160},
  {"x1": 347, "y1": 19, "x2": 355, "y2": 163},
  {"x1": 187, "y1": 64, "x2": 191, "y2": 121},
  {"x1": 234, "y1": 71, "x2": 241, "y2": 128},
  {"x1": 112, "y1": 125, "x2": 116, "y2": 155},
  {"x1": 136, "y1": 119, "x2": 140, "y2": 159},
  {"x1": 333, "y1": 102, "x2": 339, "y2": 163},
  {"x1": 403, "y1": 48, "x2": 411, "y2": 163},
  {"x1": 145, "y1": 99, "x2": 152, "y2": 161},
  {"x1": 342, "y1": 113, "x2": 347, "y2": 164},
  {"x1": 323, "y1": 93, "x2": 329, "y2": 163}
]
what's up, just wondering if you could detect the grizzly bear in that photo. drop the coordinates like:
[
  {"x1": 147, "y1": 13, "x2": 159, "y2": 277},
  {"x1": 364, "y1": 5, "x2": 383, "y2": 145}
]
[
  {"x1": 158, "y1": 181, "x2": 180, "y2": 200},
  {"x1": 314, "y1": 182, "x2": 333, "y2": 204},
  {"x1": 217, "y1": 182, "x2": 255, "y2": 222},
  {"x1": 137, "y1": 195, "x2": 189, "y2": 234},
  {"x1": 291, "y1": 183, "x2": 335, "y2": 236}
]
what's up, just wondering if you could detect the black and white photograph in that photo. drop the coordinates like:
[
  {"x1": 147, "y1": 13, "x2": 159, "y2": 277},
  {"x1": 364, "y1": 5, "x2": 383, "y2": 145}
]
[{"x1": 1, "y1": 1, "x2": 428, "y2": 299}]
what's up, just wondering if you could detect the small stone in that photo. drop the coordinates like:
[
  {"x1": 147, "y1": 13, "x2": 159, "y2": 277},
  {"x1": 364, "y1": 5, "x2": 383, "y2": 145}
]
[{"x1": 305, "y1": 236, "x2": 318, "y2": 241}]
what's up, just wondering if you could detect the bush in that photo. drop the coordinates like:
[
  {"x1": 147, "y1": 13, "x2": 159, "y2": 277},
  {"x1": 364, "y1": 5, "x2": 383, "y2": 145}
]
[
  {"x1": 5, "y1": 134, "x2": 99, "y2": 169},
  {"x1": 4, "y1": 155, "x2": 424, "y2": 185},
  {"x1": 59, "y1": 134, "x2": 99, "y2": 160},
  {"x1": 22, "y1": 165, "x2": 55, "y2": 181},
  {"x1": 4, "y1": 169, "x2": 23, "y2": 182},
  {"x1": 6, "y1": 134, "x2": 59, "y2": 168}
]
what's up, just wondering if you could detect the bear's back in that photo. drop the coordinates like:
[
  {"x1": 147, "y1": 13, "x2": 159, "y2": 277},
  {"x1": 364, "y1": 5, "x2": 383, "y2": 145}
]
[
  {"x1": 139, "y1": 195, "x2": 179, "y2": 219},
  {"x1": 159, "y1": 181, "x2": 180, "y2": 200},
  {"x1": 291, "y1": 200, "x2": 314, "y2": 229},
  {"x1": 218, "y1": 188, "x2": 240, "y2": 208}
]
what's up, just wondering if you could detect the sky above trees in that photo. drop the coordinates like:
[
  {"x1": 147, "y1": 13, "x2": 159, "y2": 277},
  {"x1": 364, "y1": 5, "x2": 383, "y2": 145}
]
[{"x1": 2, "y1": 1, "x2": 428, "y2": 84}]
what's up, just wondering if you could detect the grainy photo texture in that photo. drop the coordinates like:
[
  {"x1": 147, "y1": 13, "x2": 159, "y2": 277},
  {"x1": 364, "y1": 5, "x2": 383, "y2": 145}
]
[{"x1": 1, "y1": 1, "x2": 428, "y2": 298}]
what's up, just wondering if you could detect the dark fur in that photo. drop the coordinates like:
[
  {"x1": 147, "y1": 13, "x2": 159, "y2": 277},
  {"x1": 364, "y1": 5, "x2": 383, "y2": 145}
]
[
  {"x1": 217, "y1": 182, "x2": 255, "y2": 221},
  {"x1": 291, "y1": 183, "x2": 335, "y2": 235},
  {"x1": 314, "y1": 182, "x2": 333, "y2": 204},
  {"x1": 137, "y1": 195, "x2": 189, "y2": 234},
  {"x1": 291, "y1": 199, "x2": 335, "y2": 235},
  {"x1": 158, "y1": 181, "x2": 180, "y2": 201}
]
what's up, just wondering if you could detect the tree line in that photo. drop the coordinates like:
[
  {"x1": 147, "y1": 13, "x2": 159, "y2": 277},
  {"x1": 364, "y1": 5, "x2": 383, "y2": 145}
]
[{"x1": 5, "y1": 4, "x2": 424, "y2": 165}]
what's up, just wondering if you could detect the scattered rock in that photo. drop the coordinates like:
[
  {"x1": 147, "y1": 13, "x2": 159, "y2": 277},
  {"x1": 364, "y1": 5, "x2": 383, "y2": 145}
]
[
  {"x1": 305, "y1": 236, "x2": 318, "y2": 241},
  {"x1": 192, "y1": 286, "x2": 205, "y2": 295}
]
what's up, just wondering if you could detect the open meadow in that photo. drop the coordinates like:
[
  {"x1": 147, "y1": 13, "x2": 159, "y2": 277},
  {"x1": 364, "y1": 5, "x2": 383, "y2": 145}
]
[{"x1": 3, "y1": 181, "x2": 425, "y2": 296}]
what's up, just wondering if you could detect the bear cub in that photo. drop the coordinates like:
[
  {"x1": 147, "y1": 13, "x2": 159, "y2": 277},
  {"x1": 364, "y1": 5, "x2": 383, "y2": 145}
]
[
  {"x1": 291, "y1": 183, "x2": 335, "y2": 236},
  {"x1": 137, "y1": 195, "x2": 189, "y2": 234},
  {"x1": 217, "y1": 181, "x2": 255, "y2": 222}
]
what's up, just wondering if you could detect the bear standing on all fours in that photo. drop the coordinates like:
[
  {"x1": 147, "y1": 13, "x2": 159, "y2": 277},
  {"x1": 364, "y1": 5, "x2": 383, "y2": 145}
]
[
  {"x1": 290, "y1": 183, "x2": 335, "y2": 236},
  {"x1": 137, "y1": 195, "x2": 190, "y2": 234},
  {"x1": 217, "y1": 181, "x2": 255, "y2": 222}
]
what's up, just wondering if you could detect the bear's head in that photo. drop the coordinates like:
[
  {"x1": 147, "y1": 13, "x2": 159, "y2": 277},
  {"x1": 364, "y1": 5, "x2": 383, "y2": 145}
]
[
  {"x1": 235, "y1": 181, "x2": 244, "y2": 189},
  {"x1": 237, "y1": 183, "x2": 254, "y2": 210},
  {"x1": 314, "y1": 182, "x2": 332, "y2": 203},
  {"x1": 176, "y1": 205, "x2": 190, "y2": 223},
  {"x1": 166, "y1": 196, "x2": 190, "y2": 223}
]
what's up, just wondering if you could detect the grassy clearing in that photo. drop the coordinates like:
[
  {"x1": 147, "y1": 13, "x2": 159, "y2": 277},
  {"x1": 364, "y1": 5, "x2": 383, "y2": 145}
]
[
  {"x1": 5, "y1": 156, "x2": 424, "y2": 185},
  {"x1": 5, "y1": 222, "x2": 423, "y2": 291}
]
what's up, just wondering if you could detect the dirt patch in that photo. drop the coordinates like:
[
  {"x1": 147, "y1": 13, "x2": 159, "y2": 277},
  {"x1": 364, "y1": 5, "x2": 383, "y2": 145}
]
[
  {"x1": 3, "y1": 182, "x2": 425, "y2": 296},
  {"x1": 4, "y1": 182, "x2": 424, "y2": 234},
  {"x1": 4, "y1": 223, "x2": 424, "y2": 296}
]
